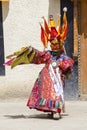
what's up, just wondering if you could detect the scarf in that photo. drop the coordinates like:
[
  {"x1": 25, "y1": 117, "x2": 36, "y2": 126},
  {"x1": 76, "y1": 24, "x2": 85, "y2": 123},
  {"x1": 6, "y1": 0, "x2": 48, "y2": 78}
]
[{"x1": 49, "y1": 63, "x2": 64, "y2": 103}]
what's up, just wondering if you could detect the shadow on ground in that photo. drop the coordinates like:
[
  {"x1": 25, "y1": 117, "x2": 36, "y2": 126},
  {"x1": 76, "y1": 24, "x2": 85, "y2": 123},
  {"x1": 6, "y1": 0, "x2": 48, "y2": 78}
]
[{"x1": 4, "y1": 113, "x2": 68, "y2": 120}]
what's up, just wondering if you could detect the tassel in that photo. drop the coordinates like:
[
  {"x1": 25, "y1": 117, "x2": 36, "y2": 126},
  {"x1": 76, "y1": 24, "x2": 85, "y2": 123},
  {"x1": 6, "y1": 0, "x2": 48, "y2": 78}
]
[
  {"x1": 55, "y1": 101, "x2": 59, "y2": 108},
  {"x1": 42, "y1": 99, "x2": 46, "y2": 106},
  {"x1": 46, "y1": 100, "x2": 49, "y2": 107},
  {"x1": 49, "y1": 100, "x2": 53, "y2": 108},
  {"x1": 39, "y1": 98, "x2": 44, "y2": 105}
]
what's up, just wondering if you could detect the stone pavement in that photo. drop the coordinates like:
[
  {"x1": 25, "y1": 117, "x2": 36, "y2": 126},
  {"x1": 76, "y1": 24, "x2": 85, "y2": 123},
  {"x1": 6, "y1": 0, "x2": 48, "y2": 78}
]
[{"x1": 0, "y1": 99, "x2": 87, "y2": 130}]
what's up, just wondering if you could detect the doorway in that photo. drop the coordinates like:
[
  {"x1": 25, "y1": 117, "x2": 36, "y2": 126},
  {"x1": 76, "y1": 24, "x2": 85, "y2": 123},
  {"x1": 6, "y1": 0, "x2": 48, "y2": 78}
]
[
  {"x1": 0, "y1": 1, "x2": 5, "y2": 75},
  {"x1": 61, "y1": 0, "x2": 78, "y2": 100},
  {"x1": 78, "y1": 0, "x2": 87, "y2": 100}
]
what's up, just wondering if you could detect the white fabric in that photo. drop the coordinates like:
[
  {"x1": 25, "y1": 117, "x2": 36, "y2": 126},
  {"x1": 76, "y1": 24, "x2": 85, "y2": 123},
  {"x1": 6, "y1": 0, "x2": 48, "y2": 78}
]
[{"x1": 49, "y1": 64, "x2": 64, "y2": 103}]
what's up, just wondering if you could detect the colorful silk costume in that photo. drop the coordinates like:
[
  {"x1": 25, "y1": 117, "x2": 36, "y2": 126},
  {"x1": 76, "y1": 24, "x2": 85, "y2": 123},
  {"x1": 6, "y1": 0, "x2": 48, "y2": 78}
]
[
  {"x1": 4, "y1": 46, "x2": 74, "y2": 114},
  {"x1": 4, "y1": 7, "x2": 74, "y2": 117},
  {"x1": 26, "y1": 48, "x2": 74, "y2": 113}
]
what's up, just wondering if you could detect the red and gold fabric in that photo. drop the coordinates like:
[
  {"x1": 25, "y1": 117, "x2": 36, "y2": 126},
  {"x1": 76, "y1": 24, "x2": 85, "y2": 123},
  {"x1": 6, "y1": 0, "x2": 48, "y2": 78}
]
[{"x1": 4, "y1": 45, "x2": 74, "y2": 113}]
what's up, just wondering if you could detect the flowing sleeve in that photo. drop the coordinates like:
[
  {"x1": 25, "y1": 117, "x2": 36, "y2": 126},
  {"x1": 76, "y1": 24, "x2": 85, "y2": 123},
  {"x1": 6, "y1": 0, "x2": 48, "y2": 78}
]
[
  {"x1": 32, "y1": 49, "x2": 51, "y2": 64},
  {"x1": 4, "y1": 46, "x2": 51, "y2": 69},
  {"x1": 58, "y1": 55, "x2": 74, "y2": 78}
]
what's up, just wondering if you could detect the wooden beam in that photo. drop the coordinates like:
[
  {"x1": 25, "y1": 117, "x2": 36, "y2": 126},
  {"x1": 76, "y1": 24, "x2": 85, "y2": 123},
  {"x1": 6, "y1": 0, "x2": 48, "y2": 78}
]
[{"x1": 73, "y1": 0, "x2": 78, "y2": 61}]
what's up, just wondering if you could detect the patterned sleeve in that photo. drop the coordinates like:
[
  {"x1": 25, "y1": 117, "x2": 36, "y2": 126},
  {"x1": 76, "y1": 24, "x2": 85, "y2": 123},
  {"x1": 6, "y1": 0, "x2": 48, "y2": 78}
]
[
  {"x1": 30, "y1": 48, "x2": 51, "y2": 64},
  {"x1": 58, "y1": 55, "x2": 74, "y2": 79},
  {"x1": 58, "y1": 55, "x2": 74, "y2": 72},
  {"x1": 4, "y1": 46, "x2": 51, "y2": 69}
]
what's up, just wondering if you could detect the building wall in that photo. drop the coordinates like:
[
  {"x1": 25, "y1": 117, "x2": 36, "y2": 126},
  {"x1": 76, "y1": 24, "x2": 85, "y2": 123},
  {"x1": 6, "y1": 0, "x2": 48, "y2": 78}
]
[{"x1": 0, "y1": 0, "x2": 60, "y2": 100}]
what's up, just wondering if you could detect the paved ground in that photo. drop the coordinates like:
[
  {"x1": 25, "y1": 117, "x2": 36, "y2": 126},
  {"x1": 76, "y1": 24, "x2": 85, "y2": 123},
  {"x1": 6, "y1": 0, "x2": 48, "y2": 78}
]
[{"x1": 0, "y1": 99, "x2": 87, "y2": 130}]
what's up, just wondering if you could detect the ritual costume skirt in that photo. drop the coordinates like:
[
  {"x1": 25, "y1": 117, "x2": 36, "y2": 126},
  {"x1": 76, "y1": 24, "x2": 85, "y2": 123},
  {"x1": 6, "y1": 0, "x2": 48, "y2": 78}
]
[{"x1": 27, "y1": 67, "x2": 64, "y2": 113}]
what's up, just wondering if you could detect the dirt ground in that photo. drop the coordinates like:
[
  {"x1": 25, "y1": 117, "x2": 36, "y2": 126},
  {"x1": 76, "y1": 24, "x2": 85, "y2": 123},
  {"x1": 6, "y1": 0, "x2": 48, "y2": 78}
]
[{"x1": 0, "y1": 99, "x2": 87, "y2": 130}]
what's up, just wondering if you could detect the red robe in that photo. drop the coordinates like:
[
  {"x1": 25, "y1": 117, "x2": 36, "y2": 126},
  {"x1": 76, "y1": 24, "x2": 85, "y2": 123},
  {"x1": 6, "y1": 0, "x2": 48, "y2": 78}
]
[
  {"x1": 26, "y1": 49, "x2": 74, "y2": 113},
  {"x1": 4, "y1": 47, "x2": 74, "y2": 113}
]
